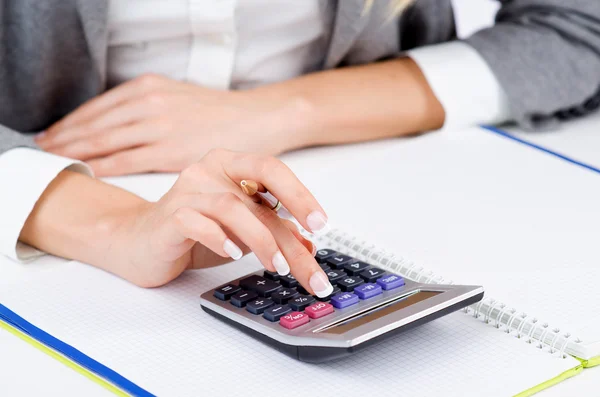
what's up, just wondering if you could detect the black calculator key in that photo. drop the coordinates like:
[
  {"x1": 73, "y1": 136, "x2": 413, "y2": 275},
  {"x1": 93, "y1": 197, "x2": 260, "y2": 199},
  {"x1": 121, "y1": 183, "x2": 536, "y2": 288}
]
[
  {"x1": 326, "y1": 270, "x2": 347, "y2": 283},
  {"x1": 230, "y1": 291, "x2": 258, "y2": 308},
  {"x1": 315, "y1": 249, "x2": 337, "y2": 263},
  {"x1": 288, "y1": 295, "x2": 316, "y2": 311},
  {"x1": 263, "y1": 270, "x2": 280, "y2": 281},
  {"x1": 337, "y1": 276, "x2": 364, "y2": 292},
  {"x1": 296, "y1": 284, "x2": 310, "y2": 295},
  {"x1": 327, "y1": 254, "x2": 354, "y2": 269},
  {"x1": 344, "y1": 261, "x2": 370, "y2": 276},
  {"x1": 280, "y1": 274, "x2": 298, "y2": 288},
  {"x1": 246, "y1": 298, "x2": 275, "y2": 315},
  {"x1": 359, "y1": 267, "x2": 386, "y2": 283},
  {"x1": 263, "y1": 305, "x2": 292, "y2": 322},
  {"x1": 315, "y1": 286, "x2": 341, "y2": 301},
  {"x1": 271, "y1": 288, "x2": 299, "y2": 304},
  {"x1": 318, "y1": 263, "x2": 331, "y2": 272},
  {"x1": 213, "y1": 284, "x2": 241, "y2": 301},
  {"x1": 239, "y1": 275, "x2": 281, "y2": 297}
]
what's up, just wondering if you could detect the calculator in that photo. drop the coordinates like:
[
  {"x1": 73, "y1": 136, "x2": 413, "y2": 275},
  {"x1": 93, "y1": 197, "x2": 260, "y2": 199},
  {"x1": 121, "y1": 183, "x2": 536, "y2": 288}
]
[{"x1": 200, "y1": 249, "x2": 484, "y2": 363}]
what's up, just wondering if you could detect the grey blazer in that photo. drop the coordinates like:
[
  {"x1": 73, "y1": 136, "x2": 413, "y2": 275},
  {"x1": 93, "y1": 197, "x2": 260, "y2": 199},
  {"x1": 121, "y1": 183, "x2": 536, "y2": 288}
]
[{"x1": 1, "y1": 0, "x2": 599, "y2": 155}]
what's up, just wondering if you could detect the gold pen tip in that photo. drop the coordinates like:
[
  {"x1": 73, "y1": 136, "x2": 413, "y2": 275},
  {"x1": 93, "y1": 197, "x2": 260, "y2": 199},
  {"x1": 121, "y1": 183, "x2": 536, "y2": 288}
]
[{"x1": 240, "y1": 180, "x2": 258, "y2": 196}]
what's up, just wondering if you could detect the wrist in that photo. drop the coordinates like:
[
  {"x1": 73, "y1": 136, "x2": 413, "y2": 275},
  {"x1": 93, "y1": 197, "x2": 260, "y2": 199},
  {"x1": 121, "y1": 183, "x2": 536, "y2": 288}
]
[{"x1": 242, "y1": 85, "x2": 320, "y2": 153}]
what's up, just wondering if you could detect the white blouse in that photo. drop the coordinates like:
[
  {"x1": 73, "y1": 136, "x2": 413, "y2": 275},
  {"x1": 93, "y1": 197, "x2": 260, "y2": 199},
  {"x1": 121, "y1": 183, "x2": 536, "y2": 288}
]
[{"x1": 106, "y1": 0, "x2": 329, "y2": 90}]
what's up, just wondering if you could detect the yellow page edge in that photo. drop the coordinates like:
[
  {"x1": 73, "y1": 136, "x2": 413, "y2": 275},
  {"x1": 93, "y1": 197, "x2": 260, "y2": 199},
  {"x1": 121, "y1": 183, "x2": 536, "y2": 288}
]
[
  {"x1": 513, "y1": 364, "x2": 584, "y2": 397},
  {"x1": 0, "y1": 320, "x2": 126, "y2": 397},
  {"x1": 578, "y1": 355, "x2": 600, "y2": 368}
]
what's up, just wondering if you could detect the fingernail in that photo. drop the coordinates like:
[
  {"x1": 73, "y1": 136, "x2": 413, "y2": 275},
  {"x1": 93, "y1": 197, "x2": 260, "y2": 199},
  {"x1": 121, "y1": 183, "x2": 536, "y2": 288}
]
[
  {"x1": 309, "y1": 270, "x2": 334, "y2": 298},
  {"x1": 310, "y1": 243, "x2": 317, "y2": 256},
  {"x1": 272, "y1": 251, "x2": 290, "y2": 275},
  {"x1": 223, "y1": 239, "x2": 243, "y2": 260},
  {"x1": 35, "y1": 131, "x2": 46, "y2": 141},
  {"x1": 306, "y1": 211, "x2": 330, "y2": 235}
]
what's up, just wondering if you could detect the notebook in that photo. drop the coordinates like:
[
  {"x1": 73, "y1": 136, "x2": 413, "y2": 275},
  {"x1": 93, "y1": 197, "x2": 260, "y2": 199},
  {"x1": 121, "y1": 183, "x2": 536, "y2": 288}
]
[
  {"x1": 501, "y1": 110, "x2": 600, "y2": 174},
  {"x1": 0, "y1": 125, "x2": 597, "y2": 396}
]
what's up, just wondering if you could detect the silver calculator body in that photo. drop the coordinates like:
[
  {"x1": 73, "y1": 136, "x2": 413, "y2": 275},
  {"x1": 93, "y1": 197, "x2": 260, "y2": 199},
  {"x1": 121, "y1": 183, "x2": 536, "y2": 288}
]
[{"x1": 200, "y1": 250, "x2": 484, "y2": 363}]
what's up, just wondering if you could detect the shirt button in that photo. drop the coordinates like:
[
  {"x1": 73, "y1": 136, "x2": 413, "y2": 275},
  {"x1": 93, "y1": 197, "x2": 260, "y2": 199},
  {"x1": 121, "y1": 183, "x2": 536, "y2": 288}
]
[{"x1": 221, "y1": 33, "x2": 234, "y2": 45}]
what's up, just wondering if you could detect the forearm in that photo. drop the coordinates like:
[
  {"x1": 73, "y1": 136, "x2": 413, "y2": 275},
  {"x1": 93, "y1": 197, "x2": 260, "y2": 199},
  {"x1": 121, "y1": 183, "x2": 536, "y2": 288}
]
[
  {"x1": 251, "y1": 57, "x2": 445, "y2": 149},
  {"x1": 19, "y1": 170, "x2": 146, "y2": 273}
]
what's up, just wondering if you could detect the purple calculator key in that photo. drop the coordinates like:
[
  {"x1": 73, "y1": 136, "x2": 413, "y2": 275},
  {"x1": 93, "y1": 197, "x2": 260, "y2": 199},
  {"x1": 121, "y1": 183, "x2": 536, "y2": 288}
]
[
  {"x1": 376, "y1": 275, "x2": 405, "y2": 290},
  {"x1": 330, "y1": 293, "x2": 359, "y2": 309},
  {"x1": 354, "y1": 283, "x2": 383, "y2": 299}
]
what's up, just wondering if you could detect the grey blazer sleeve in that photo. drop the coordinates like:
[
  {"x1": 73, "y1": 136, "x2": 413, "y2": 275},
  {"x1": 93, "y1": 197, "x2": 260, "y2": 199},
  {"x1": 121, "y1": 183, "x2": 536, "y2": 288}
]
[
  {"x1": 465, "y1": 0, "x2": 600, "y2": 129},
  {"x1": 0, "y1": 126, "x2": 37, "y2": 155}
]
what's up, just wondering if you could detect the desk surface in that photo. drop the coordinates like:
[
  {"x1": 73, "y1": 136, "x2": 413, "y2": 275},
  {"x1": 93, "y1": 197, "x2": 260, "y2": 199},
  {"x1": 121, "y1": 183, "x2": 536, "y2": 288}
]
[{"x1": 3, "y1": 120, "x2": 600, "y2": 396}]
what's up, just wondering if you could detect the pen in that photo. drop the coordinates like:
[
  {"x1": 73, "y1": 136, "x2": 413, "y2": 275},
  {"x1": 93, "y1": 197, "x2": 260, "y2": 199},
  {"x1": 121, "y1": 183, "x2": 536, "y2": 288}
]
[{"x1": 240, "y1": 180, "x2": 292, "y2": 219}]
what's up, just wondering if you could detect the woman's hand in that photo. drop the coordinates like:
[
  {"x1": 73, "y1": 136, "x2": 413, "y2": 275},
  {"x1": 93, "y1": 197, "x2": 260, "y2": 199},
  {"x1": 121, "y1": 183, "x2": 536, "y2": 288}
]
[
  {"x1": 36, "y1": 74, "x2": 311, "y2": 176},
  {"x1": 97, "y1": 149, "x2": 333, "y2": 295}
]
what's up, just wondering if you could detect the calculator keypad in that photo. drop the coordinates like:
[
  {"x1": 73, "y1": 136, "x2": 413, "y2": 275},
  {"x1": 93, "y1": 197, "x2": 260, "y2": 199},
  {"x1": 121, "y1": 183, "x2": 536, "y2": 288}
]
[{"x1": 210, "y1": 249, "x2": 406, "y2": 331}]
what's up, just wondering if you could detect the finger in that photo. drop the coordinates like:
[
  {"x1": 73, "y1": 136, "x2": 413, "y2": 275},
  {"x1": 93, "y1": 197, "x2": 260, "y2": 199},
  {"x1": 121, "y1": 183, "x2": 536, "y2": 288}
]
[
  {"x1": 40, "y1": 100, "x2": 160, "y2": 150},
  {"x1": 180, "y1": 192, "x2": 286, "y2": 275},
  {"x1": 166, "y1": 207, "x2": 237, "y2": 260},
  {"x1": 250, "y1": 203, "x2": 333, "y2": 297},
  {"x1": 207, "y1": 150, "x2": 330, "y2": 235},
  {"x1": 47, "y1": 123, "x2": 160, "y2": 160},
  {"x1": 87, "y1": 146, "x2": 160, "y2": 177},
  {"x1": 282, "y1": 219, "x2": 316, "y2": 256},
  {"x1": 40, "y1": 74, "x2": 167, "y2": 140}
]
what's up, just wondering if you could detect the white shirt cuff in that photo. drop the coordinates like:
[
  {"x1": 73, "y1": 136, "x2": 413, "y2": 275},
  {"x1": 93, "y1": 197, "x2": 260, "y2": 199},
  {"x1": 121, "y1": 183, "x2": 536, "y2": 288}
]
[
  {"x1": 0, "y1": 148, "x2": 93, "y2": 262},
  {"x1": 407, "y1": 41, "x2": 512, "y2": 131}
]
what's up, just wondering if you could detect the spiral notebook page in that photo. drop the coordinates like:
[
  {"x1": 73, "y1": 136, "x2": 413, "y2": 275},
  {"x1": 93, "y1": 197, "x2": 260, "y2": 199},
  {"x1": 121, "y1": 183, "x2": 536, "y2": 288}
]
[
  {"x1": 280, "y1": 127, "x2": 600, "y2": 358},
  {"x1": 0, "y1": 256, "x2": 580, "y2": 397}
]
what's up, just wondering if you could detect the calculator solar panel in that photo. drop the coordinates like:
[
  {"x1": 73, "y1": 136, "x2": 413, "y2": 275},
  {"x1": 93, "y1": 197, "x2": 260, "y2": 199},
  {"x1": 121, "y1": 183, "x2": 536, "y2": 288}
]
[{"x1": 200, "y1": 249, "x2": 484, "y2": 362}]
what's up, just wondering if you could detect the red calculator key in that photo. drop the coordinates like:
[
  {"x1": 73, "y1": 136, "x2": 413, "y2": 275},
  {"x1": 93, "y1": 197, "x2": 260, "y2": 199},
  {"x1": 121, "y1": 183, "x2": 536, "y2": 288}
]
[
  {"x1": 280, "y1": 312, "x2": 310, "y2": 329},
  {"x1": 305, "y1": 302, "x2": 334, "y2": 319}
]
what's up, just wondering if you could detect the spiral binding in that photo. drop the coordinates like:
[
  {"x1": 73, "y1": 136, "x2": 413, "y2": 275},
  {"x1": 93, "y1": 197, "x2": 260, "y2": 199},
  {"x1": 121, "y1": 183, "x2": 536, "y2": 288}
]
[{"x1": 315, "y1": 229, "x2": 579, "y2": 359}]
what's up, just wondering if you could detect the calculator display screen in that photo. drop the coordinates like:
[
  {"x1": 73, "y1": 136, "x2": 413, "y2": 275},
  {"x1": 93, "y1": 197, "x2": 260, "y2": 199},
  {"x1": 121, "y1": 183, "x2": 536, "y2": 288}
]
[{"x1": 319, "y1": 291, "x2": 442, "y2": 334}]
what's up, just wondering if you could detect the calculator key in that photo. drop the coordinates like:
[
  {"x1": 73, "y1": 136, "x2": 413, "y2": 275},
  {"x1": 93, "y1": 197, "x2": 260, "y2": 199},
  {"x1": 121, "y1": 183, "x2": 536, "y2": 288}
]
[
  {"x1": 318, "y1": 263, "x2": 331, "y2": 272},
  {"x1": 263, "y1": 270, "x2": 280, "y2": 281},
  {"x1": 315, "y1": 286, "x2": 341, "y2": 302},
  {"x1": 326, "y1": 270, "x2": 347, "y2": 283},
  {"x1": 279, "y1": 312, "x2": 310, "y2": 330},
  {"x1": 330, "y1": 293, "x2": 359, "y2": 309},
  {"x1": 230, "y1": 291, "x2": 258, "y2": 308},
  {"x1": 296, "y1": 284, "x2": 310, "y2": 295},
  {"x1": 305, "y1": 302, "x2": 335, "y2": 319},
  {"x1": 288, "y1": 295, "x2": 316, "y2": 311},
  {"x1": 263, "y1": 305, "x2": 292, "y2": 322},
  {"x1": 246, "y1": 298, "x2": 274, "y2": 315},
  {"x1": 271, "y1": 288, "x2": 299, "y2": 304},
  {"x1": 326, "y1": 254, "x2": 355, "y2": 269},
  {"x1": 344, "y1": 261, "x2": 370, "y2": 276},
  {"x1": 239, "y1": 275, "x2": 281, "y2": 297},
  {"x1": 315, "y1": 249, "x2": 337, "y2": 263},
  {"x1": 337, "y1": 276, "x2": 364, "y2": 292},
  {"x1": 213, "y1": 284, "x2": 241, "y2": 301},
  {"x1": 354, "y1": 283, "x2": 383, "y2": 300},
  {"x1": 376, "y1": 274, "x2": 406, "y2": 291},
  {"x1": 359, "y1": 267, "x2": 386, "y2": 283},
  {"x1": 280, "y1": 274, "x2": 299, "y2": 288}
]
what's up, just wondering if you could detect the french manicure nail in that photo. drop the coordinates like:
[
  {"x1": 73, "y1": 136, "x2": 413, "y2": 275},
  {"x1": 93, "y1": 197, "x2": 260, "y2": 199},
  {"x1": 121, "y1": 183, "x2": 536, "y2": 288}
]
[
  {"x1": 306, "y1": 211, "x2": 330, "y2": 235},
  {"x1": 223, "y1": 239, "x2": 243, "y2": 260},
  {"x1": 272, "y1": 251, "x2": 290, "y2": 275},
  {"x1": 309, "y1": 271, "x2": 334, "y2": 298}
]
